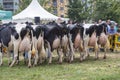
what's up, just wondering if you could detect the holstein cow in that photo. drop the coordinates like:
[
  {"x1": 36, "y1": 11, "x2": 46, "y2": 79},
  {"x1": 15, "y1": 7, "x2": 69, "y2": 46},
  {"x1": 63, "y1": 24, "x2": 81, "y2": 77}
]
[
  {"x1": 97, "y1": 23, "x2": 110, "y2": 59},
  {"x1": 84, "y1": 24, "x2": 99, "y2": 59},
  {"x1": 9, "y1": 23, "x2": 35, "y2": 67},
  {"x1": 31, "y1": 24, "x2": 46, "y2": 65},
  {"x1": 59, "y1": 22, "x2": 74, "y2": 63},
  {"x1": 44, "y1": 21, "x2": 73, "y2": 64},
  {"x1": 69, "y1": 23, "x2": 84, "y2": 61},
  {"x1": 0, "y1": 23, "x2": 19, "y2": 66}
]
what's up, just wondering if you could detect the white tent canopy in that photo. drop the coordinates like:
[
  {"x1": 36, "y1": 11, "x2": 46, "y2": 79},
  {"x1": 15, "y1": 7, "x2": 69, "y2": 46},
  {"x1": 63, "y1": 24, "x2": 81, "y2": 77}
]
[{"x1": 13, "y1": 0, "x2": 60, "y2": 21}]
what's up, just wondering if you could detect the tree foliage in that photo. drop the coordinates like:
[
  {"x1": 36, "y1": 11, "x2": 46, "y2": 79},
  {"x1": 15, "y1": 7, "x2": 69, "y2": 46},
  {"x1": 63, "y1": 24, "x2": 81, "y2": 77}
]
[
  {"x1": 67, "y1": 0, "x2": 120, "y2": 23},
  {"x1": 68, "y1": 0, "x2": 91, "y2": 22},
  {"x1": 14, "y1": 0, "x2": 32, "y2": 14}
]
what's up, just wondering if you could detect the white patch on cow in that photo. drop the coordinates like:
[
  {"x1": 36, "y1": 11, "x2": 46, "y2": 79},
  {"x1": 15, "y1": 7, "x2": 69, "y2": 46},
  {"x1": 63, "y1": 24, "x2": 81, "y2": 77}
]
[
  {"x1": 83, "y1": 24, "x2": 94, "y2": 29},
  {"x1": 31, "y1": 25, "x2": 38, "y2": 29},
  {"x1": 19, "y1": 36, "x2": 31, "y2": 52},
  {"x1": 61, "y1": 35, "x2": 68, "y2": 48},
  {"x1": 88, "y1": 32, "x2": 97, "y2": 47},
  {"x1": 0, "y1": 51, "x2": 2, "y2": 66},
  {"x1": 15, "y1": 23, "x2": 26, "y2": 33},
  {"x1": 7, "y1": 35, "x2": 14, "y2": 51},
  {"x1": 52, "y1": 37, "x2": 60, "y2": 49},
  {"x1": 74, "y1": 33, "x2": 81, "y2": 49}
]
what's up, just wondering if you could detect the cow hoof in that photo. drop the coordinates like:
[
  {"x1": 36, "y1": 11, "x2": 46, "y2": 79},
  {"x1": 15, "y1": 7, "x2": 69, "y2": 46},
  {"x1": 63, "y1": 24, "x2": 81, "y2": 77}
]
[
  {"x1": 94, "y1": 57, "x2": 99, "y2": 60},
  {"x1": 0, "y1": 63, "x2": 3, "y2": 66},
  {"x1": 9, "y1": 65, "x2": 13, "y2": 68},
  {"x1": 63, "y1": 58, "x2": 67, "y2": 62},
  {"x1": 68, "y1": 60, "x2": 72, "y2": 63},
  {"x1": 103, "y1": 56, "x2": 106, "y2": 59},
  {"x1": 58, "y1": 62, "x2": 62, "y2": 64},
  {"x1": 80, "y1": 58, "x2": 83, "y2": 62},
  {"x1": 15, "y1": 61, "x2": 19, "y2": 65},
  {"x1": 87, "y1": 54, "x2": 90, "y2": 57},
  {"x1": 33, "y1": 64, "x2": 37, "y2": 67},
  {"x1": 28, "y1": 65, "x2": 31, "y2": 68},
  {"x1": 8, "y1": 62, "x2": 11, "y2": 66},
  {"x1": 39, "y1": 63, "x2": 42, "y2": 65},
  {"x1": 48, "y1": 62, "x2": 52, "y2": 65}
]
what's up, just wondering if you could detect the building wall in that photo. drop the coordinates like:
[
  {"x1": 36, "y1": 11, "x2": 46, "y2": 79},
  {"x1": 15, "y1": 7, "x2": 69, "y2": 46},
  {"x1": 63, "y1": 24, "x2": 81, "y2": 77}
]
[
  {"x1": 0, "y1": 0, "x2": 19, "y2": 12},
  {"x1": 0, "y1": 0, "x2": 3, "y2": 7},
  {"x1": 49, "y1": 0, "x2": 68, "y2": 18},
  {"x1": 57, "y1": 0, "x2": 68, "y2": 17}
]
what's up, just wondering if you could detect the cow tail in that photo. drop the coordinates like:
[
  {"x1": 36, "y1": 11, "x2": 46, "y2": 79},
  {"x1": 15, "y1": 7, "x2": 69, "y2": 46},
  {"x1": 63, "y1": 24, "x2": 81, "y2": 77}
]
[
  {"x1": 31, "y1": 30, "x2": 34, "y2": 42},
  {"x1": 45, "y1": 40, "x2": 51, "y2": 58}
]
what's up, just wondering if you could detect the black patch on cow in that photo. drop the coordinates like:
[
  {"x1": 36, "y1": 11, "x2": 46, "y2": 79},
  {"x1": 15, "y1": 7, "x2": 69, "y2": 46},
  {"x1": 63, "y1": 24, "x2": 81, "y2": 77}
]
[
  {"x1": 44, "y1": 23, "x2": 61, "y2": 51},
  {"x1": 35, "y1": 25, "x2": 44, "y2": 39},
  {"x1": 70, "y1": 24, "x2": 84, "y2": 42},
  {"x1": 0, "y1": 27, "x2": 11, "y2": 47},
  {"x1": 0, "y1": 23, "x2": 19, "y2": 47},
  {"x1": 10, "y1": 27, "x2": 19, "y2": 39},
  {"x1": 86, "y1": 25, "x2": 98, "y2": 37},
  {"x1": 96, "y1": 23, "x2": 107, "y2": 36},
  {"x1": 20, "y1": 25, "x2": 34, "y2": 40},
  {"x1": 44, "y1": 21, "x2": 70, "y2": 51},
  {"x1": 20, "y1": 28, "x2": 27, "y2": 40}
]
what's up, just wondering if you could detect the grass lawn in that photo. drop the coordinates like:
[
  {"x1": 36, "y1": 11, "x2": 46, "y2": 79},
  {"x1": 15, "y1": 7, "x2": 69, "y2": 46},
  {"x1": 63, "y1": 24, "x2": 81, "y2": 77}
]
[{"x1": 0, "y1": 52, "x2": 120, "y2": 80}]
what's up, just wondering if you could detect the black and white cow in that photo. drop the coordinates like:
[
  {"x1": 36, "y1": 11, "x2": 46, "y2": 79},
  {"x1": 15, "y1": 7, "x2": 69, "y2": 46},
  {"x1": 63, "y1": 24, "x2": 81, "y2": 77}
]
[
  {"x1": 8, "y1": 23, "x2": 36, "y2": 67},
  {"x1": 0, "y1": 23, "x2": 19, "y2": 66},
  {"x1": 43, "y1": 21, "x2": 73, "y2": 64},
  {"x1": 84, "y1": 24, "x2": 99, "y2": 59},
  {"x1": 69, "y1": 23, "x2": 84, "y2": 61},
  {"x1": 97, "y1": 23, "x2": 110, "y2": 59},
  {"x1": 31, "y1": 24, "x2": 46, "y2": 65}
]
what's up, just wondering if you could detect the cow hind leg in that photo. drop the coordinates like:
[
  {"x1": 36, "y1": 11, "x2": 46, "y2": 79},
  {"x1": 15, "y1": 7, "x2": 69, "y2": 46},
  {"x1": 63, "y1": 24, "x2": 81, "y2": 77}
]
[
  {"x1": 80, "y1": 52, "x2": 84, "y2": 62},
  {"x1": 7, "y1": 51, "x2": 12, "y2": 65},
  {"x1": 57, "y1": 49, "x2": 63, "y2": 64},
  {"x1": 103, "y1": 48, "x2": 107, "y2": 59},
  {"x1": 48, "y1": 51, "x2": 52, "y2": 64},
  {"x1": 94, "y1": 42, "x2": 99, "y2": 60},
  {"x1": 94, "y1": 48, "x2": 99, "y2": 60},
  {"x1": 28, "y1": 51, "x2": 32, "y2": 68},
  {"x1": 63, "y1": 47, "x2": 69, "y2": 62},
  {"x1": 34, "y1": 50, "x2": 38, "y2": 66},
  {"x1": 47, "y1": 42, "x2": 52, "y2": 64},
  {"x1": 0, "y1": 52, "x2": 3, "y2": 66},
  {"x1": 9, "y1": 54, "x2": 18, "y2": 67},
  {"x1": 79, "y1": 49, "x2": 84, "y2": 62}
]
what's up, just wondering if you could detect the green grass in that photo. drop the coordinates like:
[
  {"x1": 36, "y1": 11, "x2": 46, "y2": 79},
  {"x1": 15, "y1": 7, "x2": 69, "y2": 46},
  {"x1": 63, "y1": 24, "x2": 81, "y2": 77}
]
[{"x1": 0, "y1": 52, "x2": 120, "y2": 80}]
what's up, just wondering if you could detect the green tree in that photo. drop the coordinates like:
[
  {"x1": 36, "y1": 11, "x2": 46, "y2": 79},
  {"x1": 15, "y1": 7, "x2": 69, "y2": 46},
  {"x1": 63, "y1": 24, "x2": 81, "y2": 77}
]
[
  {"x1": 110, "y1": 0, "x2": 120, "y2": 23},
  {"x1": 67, "y1": 0, "x2": 91, "y2": 22},
  {"x1": 14, "y1": 0, "x2": 31, "y2": 14},
  {"x1": 91, "y1": 0, "x2": 120, "y2": 23},
  {"x1": 39, "y1": 0, "x2": 54, "y2": 13}
]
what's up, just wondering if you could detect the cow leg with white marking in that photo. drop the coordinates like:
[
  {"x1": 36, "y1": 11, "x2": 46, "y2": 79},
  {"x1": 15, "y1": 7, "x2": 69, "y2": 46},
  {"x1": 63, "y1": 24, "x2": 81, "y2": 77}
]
[
  {"x1": 57, "y1": 48, "x2": 63, "y2": 64},
  {"x1": 37, "y1": 36, "x2": 46, "y2": 64},
  {"x1": 68, "y1": 33, "x2": 74, "y2": 63},
  {"x1": 94, "y1": 41, "x2": 99, "y2": 60},
  {"x1": 10, "y1": 38, "x2": 20, "y2": 67},
  {"x1": 33, "y1": 50, "x2": 38, "y2": 66},
  {"x1": 0, "y1": 51, "x2": 2, "y2": 66},
  {"x1": 47, "y1": 41, "x2": 52, "y2": 64},
  {"x1": 28, "y1": 51, "x2": 32, "y2": 68}
]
